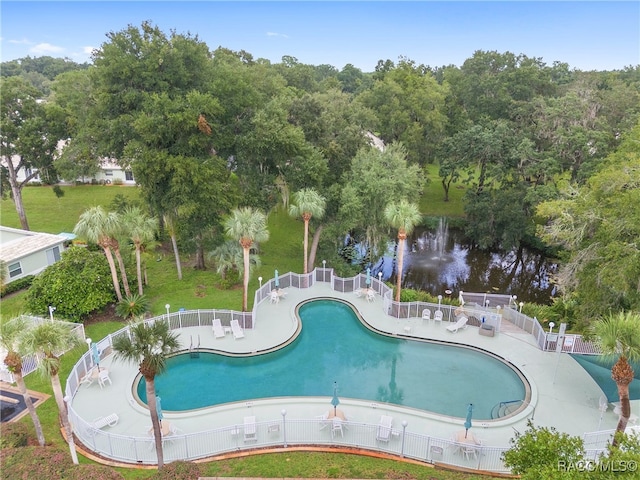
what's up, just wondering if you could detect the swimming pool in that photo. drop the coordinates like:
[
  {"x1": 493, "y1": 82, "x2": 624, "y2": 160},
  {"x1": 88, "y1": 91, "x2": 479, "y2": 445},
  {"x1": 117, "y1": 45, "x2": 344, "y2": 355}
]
[{"x1": 137, "y1": 299, "x2": 527, "y2": 419}]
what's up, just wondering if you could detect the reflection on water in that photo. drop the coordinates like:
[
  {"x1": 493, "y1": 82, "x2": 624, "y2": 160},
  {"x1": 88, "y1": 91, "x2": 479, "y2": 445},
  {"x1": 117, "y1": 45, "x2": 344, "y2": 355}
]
[{"x1": 371, "y1": 225, "x2": 558, "y2": 305}]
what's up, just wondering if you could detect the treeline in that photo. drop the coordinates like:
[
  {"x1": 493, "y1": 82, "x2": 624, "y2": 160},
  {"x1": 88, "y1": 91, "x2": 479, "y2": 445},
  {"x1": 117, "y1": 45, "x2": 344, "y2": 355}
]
[{"x1": 2, "y1": 21, "x2": 639, "y2": 320}]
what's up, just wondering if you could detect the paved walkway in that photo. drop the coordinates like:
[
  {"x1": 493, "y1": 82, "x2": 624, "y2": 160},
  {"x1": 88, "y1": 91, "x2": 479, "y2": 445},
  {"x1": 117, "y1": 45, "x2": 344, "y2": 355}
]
[{"x1": 68, "y1": 283, "x2": 636, "y2": 460}]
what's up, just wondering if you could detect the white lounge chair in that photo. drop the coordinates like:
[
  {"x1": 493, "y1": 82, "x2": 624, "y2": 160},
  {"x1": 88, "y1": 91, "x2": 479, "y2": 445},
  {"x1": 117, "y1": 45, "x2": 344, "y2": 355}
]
[
  {"x1": 446, "y1": 316, "x2": 468, "y2": 333},
  {"x1": 244, "y1": 415, "x2": 257, "y2": 442},
  {"x1": 91, "y1": 413, "x2": 119, "y2": 429},
  {"x1": 98, "y1": 369, "x2": 112, "y2": 388},
  {"x1": 421, "y1": 309, "x2": 431, "y2": 321},
  {"x1": 433, "y1": 310, "x2": 444, "y2": 324},
  {"x1": 212, "y1": 318, "x2": 225, "y2": 339},
  {"x1": 230, "y1": 319, "x2": 245, "y2": 339},
  {"x1": 212, "y1": 318, "x2": 225, "y2": 338},
  {"x1": 376, "y1": 415, "x2": 393, "y2": 442}
]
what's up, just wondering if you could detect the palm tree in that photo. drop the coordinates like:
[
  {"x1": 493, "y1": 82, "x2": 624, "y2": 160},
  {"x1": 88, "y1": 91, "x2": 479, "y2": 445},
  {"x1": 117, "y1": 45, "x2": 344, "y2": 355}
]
[
  {"x1": 591, "y1": 311, "x2": 640, "y2": 444},
  {"x1": 289, "y1": 189, "x2": 326, "y2": 274},
  {"x1": 208, "y1": 240, "x2": 261, "y2": 281},
  {"x1": 112, "y1": 319, "x2": 180, "y2": 469},
  {"x1": 73, "y1": 206, "x2": 126, "y2": 301},
  {"x1": 384, "y1": 200, "x2": 422, "y2": 302},
  {"x1": 122, "y1": 207, "x2": 157, "y2": 295},
  {"x1": 20, "y1": 321, "x2": 82, "y2": 463},
  {"x1": 224, "y1": 207, "x2": 269, "y2": 311},
  {"x1": 0, "y1": 317, "x2": 46, "y2": 446}
]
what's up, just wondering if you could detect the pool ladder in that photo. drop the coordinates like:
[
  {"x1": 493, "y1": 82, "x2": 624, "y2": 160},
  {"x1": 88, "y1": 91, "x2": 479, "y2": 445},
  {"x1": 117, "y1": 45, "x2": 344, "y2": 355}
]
[{"x1": 189, "y1": 335, "x2": 201, "y2": 358}]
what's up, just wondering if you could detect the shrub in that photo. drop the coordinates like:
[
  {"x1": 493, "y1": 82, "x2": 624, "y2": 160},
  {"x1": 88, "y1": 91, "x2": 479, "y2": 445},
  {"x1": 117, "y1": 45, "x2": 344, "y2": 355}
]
[
  {"x1": 25, "y1": 247, "x2": 115, "y2": 321},
  {"x1": 112, "y1": 178, "x2": 124, "y2": 186},
  {"x1": 0, "y1": 275, "x2": 35, "y2": 298},
  {"x1": 399, "y1": 288, "x2": 418, "y2": 302},
  {"x1": 115, "y1": 293, "x2": 150, "y2": 319},
  {"x1": 0, "y1": 422, "x2": 30, "y2": 448}
]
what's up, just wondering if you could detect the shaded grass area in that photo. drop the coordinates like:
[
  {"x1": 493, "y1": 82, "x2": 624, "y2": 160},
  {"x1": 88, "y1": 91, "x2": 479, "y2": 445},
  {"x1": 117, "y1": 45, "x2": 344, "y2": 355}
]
[{"x1": 2, "y1": 184, "x2": 496, "y2": 479}]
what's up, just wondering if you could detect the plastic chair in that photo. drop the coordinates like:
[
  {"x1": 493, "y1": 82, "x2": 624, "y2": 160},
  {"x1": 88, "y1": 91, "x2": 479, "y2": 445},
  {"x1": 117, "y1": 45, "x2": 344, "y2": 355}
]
[
  {"x1": 422, "y1": 309, "x2": 431, "y2": 321},
  {"x1": 98, "y1": 369, "x2": 112, "y2": 388}
]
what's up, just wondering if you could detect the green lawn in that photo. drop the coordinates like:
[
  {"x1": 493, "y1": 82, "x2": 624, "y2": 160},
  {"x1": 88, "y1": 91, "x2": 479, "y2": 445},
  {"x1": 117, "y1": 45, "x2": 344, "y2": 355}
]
[{"x1": 2, "y1": 184, "x2": 494, "y2": 479}]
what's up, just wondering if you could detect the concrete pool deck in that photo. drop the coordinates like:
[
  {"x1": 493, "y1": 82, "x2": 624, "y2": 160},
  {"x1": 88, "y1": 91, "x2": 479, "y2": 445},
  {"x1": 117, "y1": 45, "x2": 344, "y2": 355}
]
[{"x1": 68, "y1": 283, "x2": 636, "y2": 461}]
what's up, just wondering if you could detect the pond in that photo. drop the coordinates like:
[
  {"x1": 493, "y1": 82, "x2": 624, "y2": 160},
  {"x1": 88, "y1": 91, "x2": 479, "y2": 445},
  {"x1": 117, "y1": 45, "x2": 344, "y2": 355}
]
[{"x1": 368, "y1": 220, "x2": 558, "y2": 305}]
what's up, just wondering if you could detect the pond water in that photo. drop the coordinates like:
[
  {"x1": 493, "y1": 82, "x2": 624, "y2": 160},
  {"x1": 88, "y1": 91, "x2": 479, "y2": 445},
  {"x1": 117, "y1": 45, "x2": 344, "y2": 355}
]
[{"x1": 368, "y1": 221, "x2": 558, "y2": 305}]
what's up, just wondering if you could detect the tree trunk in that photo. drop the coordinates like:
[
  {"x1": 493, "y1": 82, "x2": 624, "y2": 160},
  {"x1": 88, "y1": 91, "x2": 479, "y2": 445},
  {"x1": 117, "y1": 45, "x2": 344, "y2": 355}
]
[
  {"x1": 194, "y1": 233, "x2": 206, "y2": 270},
  {"x1": 146, "y1": 378, "x2": 164, "y2": 469},
  {"x1": 15, "y1": 372, "x2": 45, "y2": 446},
  {"x1": 242, "y1": 245, "x2": 250, "y2": 311},
  {"x1": 170, "y1": 234, "x2": 183, "y2": 280},
  {"x1": 135, "y1": 245, "x2": 143, "y2": 296},
  {"x1": 613, "y1": 382, "x2": 631, "y2": 446},
  {"x1": 395, "y1": 232, "x2": 406, "y2": 303},
  {"x1": 103, "y1": 246, "x2": 123, "y2": 301},
  {"x1": 7, "y1": 170, "x2": 29, "y2": 230},
  {"x1": 302, "y1": 215, "x2": 311, "y2": 274},
  {"x1": 112, "y1": 242, "x2": 131, "y2": 297},
  {"x1": 307, "y1": 224, "x2": 323, "y2": 271},
  {"x1": 51, "y1": 373, "x2": 78, "y2": 464}
]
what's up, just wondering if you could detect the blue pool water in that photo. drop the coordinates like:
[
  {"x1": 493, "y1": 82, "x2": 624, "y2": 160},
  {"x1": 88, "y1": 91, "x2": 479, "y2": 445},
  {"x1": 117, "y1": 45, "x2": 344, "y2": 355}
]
[{"x1": 138, "y1": 300, "x2": 526, "y2": 419}]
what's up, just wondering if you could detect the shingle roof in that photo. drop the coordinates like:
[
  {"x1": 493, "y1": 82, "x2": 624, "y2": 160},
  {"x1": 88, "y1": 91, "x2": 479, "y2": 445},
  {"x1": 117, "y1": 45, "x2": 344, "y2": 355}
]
[{"x1": 0, "y1": 226, "x2": 66, "y2": 263}]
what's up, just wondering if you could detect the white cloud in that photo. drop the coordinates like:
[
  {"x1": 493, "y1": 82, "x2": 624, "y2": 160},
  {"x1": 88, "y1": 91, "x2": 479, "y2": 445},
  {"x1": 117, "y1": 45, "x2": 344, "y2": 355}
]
[
  {"x1": 83, "y1": 46, "x2": 95, "y2": 55},
  {"x1": 30, "y1": 43, "x2": 65, "y2": 55},
  {"x1": 266, "y1": 32, "x2": 289, "y2": 39},
  {"x1": 9, "y1": 38, "x2": 33, "y2": 45}
]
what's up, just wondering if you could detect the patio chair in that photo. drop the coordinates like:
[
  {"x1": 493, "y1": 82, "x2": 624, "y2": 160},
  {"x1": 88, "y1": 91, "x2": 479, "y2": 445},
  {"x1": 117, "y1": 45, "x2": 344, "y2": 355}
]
[
  {"x1": 316, "y1": 411, "x2": 330, "y2": 430},
  {"x1": 446, "y1": 316, "x2": 468, "y2": 333},
  {"x1": 366, "y1": 289, "x2": 376, "y2": 302},
  {"x1": 433, "y1": 310, "x2": 444, "y2": 324},
  {"x1": 421, "y1": 309, "x2": 431, "y2": 321},
  {"x1": 80, "y1": 368, "x2": 96, "y2": 387},
  {"x1": 230, "y1": 319, "x2": 245, "y2": 340},
  {"x1": 244, "y1": 415, "x2": 257, "y2": 442},
  {"x1": 98, "y1": 369, "x2": 112, "y2": 388},
  {"x1": 376, "y1": 415, "x2": 393, "y2": 442},
  {"x1": 212, "y1": 318, "x2": 225, "y2": 339},
  {"x1": 91, "y1": 413, "x2": 119, "y2": 429},
  {"x1": 269, "y1": 290, "x2": 279, "y2": 304},
  {"x1": 331, "y1": 417, "x2": 344, "y2": 438}
]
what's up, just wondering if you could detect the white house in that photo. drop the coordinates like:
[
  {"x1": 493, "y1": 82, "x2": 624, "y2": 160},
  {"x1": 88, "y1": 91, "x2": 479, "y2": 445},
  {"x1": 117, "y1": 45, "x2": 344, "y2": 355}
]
[{"x1": 0, "y1": 226, "x2": 67, "y2": 283}]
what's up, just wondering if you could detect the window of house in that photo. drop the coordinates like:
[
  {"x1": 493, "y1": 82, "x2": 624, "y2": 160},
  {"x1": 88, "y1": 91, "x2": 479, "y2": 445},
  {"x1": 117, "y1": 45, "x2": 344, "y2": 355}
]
[
  {"x1": 8, "y1": 262, "x2": 22, "y2": 278},
  {"x1": 125, "y1": 171, "x2": 134, "y2": 181},
  {"x1": 105, "y1": 170, "x2": 113, "y2": 176},
  {"x1": 46, "y1": 246, "x2": 61, "y2": 264}
]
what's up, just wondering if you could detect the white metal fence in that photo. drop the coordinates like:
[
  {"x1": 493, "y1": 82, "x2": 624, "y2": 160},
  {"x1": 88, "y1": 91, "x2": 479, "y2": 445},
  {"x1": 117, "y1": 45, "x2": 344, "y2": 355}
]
[{"x1": 61, "y1": 267, "x2": 608, "y2": 470}]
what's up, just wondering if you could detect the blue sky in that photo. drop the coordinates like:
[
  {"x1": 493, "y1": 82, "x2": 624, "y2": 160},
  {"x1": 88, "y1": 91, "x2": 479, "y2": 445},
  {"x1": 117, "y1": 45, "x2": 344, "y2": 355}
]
[{"x1": 1, "y1": 1, "x2": 638, "y2": 72}]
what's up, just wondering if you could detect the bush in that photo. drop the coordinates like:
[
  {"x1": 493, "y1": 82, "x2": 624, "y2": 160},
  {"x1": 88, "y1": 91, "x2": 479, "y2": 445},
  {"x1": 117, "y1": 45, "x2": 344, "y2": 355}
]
[
  {"x1": 0, "y1": 275, "x2": 34, "y2": 298},
  {"x1": 0, "y1": 422, "x2": 30, "y2": 448},
  {"x1": 115, "y1": 293, "x2": 150, "y2": 319},
  {"x1": 112, "y1": 178, "x2": 124, "y2": 186},
  {"x1": 25, "y1": 247, "x2": 115, "y2": 321},
  {"x1": 151, "y1": 460, "x2": 201, "y2": 479}
]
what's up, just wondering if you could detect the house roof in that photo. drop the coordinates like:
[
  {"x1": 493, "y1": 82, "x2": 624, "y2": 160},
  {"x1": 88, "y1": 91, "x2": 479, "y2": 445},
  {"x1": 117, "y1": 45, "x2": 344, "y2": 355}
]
[{"x1": 0, "y1": 226, "x2": 67, "y2": 263}]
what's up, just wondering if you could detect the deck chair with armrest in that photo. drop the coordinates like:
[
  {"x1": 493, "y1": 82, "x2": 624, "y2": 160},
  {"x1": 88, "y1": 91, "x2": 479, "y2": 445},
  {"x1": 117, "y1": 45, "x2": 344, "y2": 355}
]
[
  {"x1": 433, "y1": 310, "x2": 444, "y2": 324},
  {"x1": 212, "y1": 318, "x2": 225, "y2": 339},
  {"x1": 376, "y1": 415, "x2": 393, "y2": 442},
  {"x1": 421, "y1": 309, "x2": 431, "y2": 321},
  {"x1": 446, "y1": 316, "x2": 468, "y2": 333},
  {"x1": 91, "y1": 413, "x2": 119, "y2": 429},
  {"x1": 230, "y1": 319, "x2": 245, "y2": 340}
]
